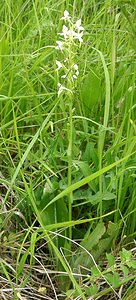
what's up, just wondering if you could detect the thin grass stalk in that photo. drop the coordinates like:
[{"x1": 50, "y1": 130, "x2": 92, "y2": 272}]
[{"x1": 92, "y1": 47, "x2": 111, "y2": 217}]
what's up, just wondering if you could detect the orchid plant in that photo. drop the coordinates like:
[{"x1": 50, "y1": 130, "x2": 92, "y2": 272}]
[{"x1": 55, "y1": 10, "x2": 84, "y2": 240}]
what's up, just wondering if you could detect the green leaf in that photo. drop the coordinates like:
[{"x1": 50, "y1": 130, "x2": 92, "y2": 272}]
[
  {"x1": 81, "y1": 69, "x2": 101, "y2": 110},
  {"x1": 120, "y1": 248, "x2": 132, "y2": 263},
  {"x1": 73, "y1": 190, "x2": 116, "y2": 206},
  {"x1": 120, "y1": 265, "x2": 129, "y2": 278},
  {"x1": 85, "y1": 284, "x2": 99, "y2": 296},
  {"x1": 17, "y1": 248, "x2": 29, "y2": 279},
  {"x1": 127, "y1": 260, "x2": 136, "y2": 269},
  {"x1": 43, "y1": 152, "x2": 136, "y2": 211},
  {"x1": 80, "y1": 222, "x2": 105, "y2": 250},
  {"x1": 90, "y1": 222, "x2": 119, "y2": 263},
  {"x1": 30, "y1": 232, "x2": 37, "y2": 266},
  {"x1": 91, "y1": 266, "x2": 102, "y2": 277},
  {"x1": 73, "y1": 144, "x2": 80, "y2": 157},
  {"x1": 82, "y1": 143, "x2": 99, "y2": 167},
  {"x1": 74, "y1": 160, "x2": 96, "y2": 191},
  {"x1": 65, "y1": 289, "x2": 79, "y2": 299},
  {"x1": 73, "y1": 223, "x2": 105, "y2": 271},
  {"x1": 103, "y1": 191, "x2": 116, "y2": 200},
  {"x1": 106, "y1": 253, "x2": 115, "y2": 267},
  {"x1": 105, "y1": 272, "x2": 120, "y2": 288},
  {"x1": 35, "y1": 181, "x2": 68, "y2": 250}
]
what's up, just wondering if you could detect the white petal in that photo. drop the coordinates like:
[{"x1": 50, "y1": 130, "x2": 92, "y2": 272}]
[
  {"x1": 57, "y1": 83, "x2": 72, "y2": 97},
  {"x1": 73, "y1": 64, "x2": 78, "y2": 70},
  {"x1": 68, "y1": 29, "x2": 76, "y2": 39},
  {"x1": 61, "y1": 74, "x2": 66, "y2": 78},
  {"x1": 59, "y1": 25, "x2": 69, "y2": 39},
  {"x1": 64, "y1": 10, "x2": 70, "y2": 18},
  {"x1": 56, "y1": 40, "x2": 63, "y2": 50},
  {"x1": 61, "y1": 10, "x2": 71, "y2": 21},
  {"x1": 76, "y1": 19, "x2": 81, "y2": 27},
  {"x1": 75, "y1": 32, "x2": 83, "y2": 42},
  {"x1": 75, "y1": 19, "x2": 84, "y2": 31},
  {"x1": 56, "y1": 60, "x2": 63, "y2": 71}
]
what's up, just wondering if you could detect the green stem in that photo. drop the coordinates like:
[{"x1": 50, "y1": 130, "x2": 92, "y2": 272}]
[
  {"x1": 67, "y1": 94, "x2": 73, "y2": 240},
  {"x1": 98, "y1": 126, "x2": 104, "y2": 218},
  {"x1": 66, "y1": 42, "x2": 74, "y2": 241}
]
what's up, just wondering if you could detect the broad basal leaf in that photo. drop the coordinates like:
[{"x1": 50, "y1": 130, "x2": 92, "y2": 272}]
[{"x1": 81, "y1": 69, "x2": 101, "y2": 111}]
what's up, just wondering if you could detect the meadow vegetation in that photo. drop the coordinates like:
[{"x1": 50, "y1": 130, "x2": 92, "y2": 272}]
[{"x1": 0, "y1": 0, "x2": 136, "y2": 299}]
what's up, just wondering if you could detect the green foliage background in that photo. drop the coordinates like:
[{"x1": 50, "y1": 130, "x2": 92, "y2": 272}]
[{"x1": 0, "y1": 0, "x2": 135, "y2": 299}]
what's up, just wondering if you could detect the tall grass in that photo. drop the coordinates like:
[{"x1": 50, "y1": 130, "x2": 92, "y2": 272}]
[{"x1": 0, "y1": 0, "x2": 135, "y2": 299}]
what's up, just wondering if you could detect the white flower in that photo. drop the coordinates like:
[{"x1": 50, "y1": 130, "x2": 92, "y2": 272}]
[
  {"x1": 58, "y1": 83, "x2": 72, "y2": 97},
  {"x1": 58, "y1": 83, "x2": 63, "y2": 96},
  {"x1": 73, "y1": 64, "x2": 79, "y2": 78},
  {"x1": 56, "y1": 40, "x2": 64, "y2": 51},
  {"x1": 67, "y1": 29, "x2": 76, "y2": 39},
  {"x1": 56, "y1": 60, "x2": 63, "y2": 71},
  {"x1": 59, "y1": 25, "x2": 69, "y2": 40},
  {"x1": 73, "y1": 70, "x2": 79, "y2": 79},
  {"x1": 75, "y1": 19, "x2": 84, "y2": 31},
  {"x1": 61, "y1": 10, "x2": 71, "y2": 22},
  {"x1": 73, "y1": 64, "x2": 78, "y2": 70},
  {"x1": 128, "y1": 86, "x2": 133, "y2": 92},
  {"x1": 61, "y1": 74, "x2": 67, "y2": 78},
  {"x1": 75, "y1": 31, "x2": 83, "y2": 43}
]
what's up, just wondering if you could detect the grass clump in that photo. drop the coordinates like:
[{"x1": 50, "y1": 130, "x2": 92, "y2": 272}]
[{"x1": 0, "y1": 0, "x2": 136, "y2": 299}]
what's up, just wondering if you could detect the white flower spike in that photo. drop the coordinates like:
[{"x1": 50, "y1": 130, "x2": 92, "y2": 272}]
[{"x1": 56, "y1": 10, "x2": 84, "y2": 96}]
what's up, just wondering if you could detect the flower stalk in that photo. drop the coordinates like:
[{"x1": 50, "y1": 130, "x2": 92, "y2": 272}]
[{"x1": 55, "y1": 10, "x2": 84, "y2": 240}]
